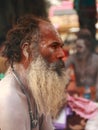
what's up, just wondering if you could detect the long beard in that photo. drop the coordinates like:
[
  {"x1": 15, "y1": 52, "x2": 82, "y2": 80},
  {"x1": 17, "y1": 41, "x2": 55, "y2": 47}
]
[{"x1": 27, "y1": 56, "x2": 69, "y2": 118}]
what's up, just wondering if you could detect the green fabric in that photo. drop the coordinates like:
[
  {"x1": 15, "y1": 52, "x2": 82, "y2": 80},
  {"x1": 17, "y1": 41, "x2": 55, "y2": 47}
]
[
  {"x1": 73, "y1": 0, "x2": 80, "y2": 11},
  {"x1": 80, "y1": 0, "x2": 96, "y2": 7},
  {"x1": 0, "y1": 73, "x2": 5, "y2": 80}
]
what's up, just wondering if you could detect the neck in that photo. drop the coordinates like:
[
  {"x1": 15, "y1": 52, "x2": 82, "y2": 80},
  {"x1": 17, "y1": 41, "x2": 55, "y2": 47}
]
[{"x1": 11, "y1": 63, "x2": 28, "y2": 88}]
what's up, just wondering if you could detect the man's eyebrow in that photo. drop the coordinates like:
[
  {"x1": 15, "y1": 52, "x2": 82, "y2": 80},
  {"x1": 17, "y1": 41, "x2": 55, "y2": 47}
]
[{"x1": 50, "y1": 42, "x2": 64, "y2": 47}]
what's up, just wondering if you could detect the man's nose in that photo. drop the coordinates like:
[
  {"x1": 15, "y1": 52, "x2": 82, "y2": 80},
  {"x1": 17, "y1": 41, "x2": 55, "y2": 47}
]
[{"x1": 56, "y1": 48, "x2": 65, "y2": 59}]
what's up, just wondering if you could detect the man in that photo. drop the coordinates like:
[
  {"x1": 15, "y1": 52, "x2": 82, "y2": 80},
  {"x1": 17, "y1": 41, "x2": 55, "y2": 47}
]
[
  {"x1": 64, "y1": 29, "x2": 98, "y2": 101},
  {"x1": 0, "y1": 15, "x2": 69, "y2": 130}
]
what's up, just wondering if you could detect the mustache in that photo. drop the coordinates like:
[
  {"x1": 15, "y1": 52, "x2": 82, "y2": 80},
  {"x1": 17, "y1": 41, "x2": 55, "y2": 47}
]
[{"x1": 49, "y1": 60, "x2": 65, "y2": 75}]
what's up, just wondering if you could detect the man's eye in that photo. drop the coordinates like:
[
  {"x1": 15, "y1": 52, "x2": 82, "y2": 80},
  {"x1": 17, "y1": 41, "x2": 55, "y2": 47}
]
[
  {"x1": 51, "y1": 44, "x2": 58, "y2": 49},
  {"x1": 50, "y1": 42, "x2": 63, "y2": 49}
]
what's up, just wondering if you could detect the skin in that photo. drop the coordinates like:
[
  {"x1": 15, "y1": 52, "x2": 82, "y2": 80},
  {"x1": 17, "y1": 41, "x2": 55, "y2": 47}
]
[
  {"x1": 0, "y1": 20, "x2": 65, "y2": 130},
  {"x1": 65, "y1": 39, "x2": 98, "y2": 101},
  {"x1": 39, "y1": 21, "x2": 65, "y2": 63}
]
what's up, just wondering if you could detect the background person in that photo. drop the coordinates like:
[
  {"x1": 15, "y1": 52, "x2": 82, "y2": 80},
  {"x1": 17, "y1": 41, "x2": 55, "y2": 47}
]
[{"x1": 64, "y1": 29, "x2": 98, "y2": 101}]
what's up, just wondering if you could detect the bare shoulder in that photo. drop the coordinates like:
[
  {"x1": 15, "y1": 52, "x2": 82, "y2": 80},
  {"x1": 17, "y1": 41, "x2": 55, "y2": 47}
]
[
  {"x1": 0, "y1": 75, "x2": 30, "y2": 130},
  {"x1": 92, "y1": 53, "x2": 98, "y2": 61},
  {"x1": 0, "y1": 76, "x2": 24, "y2": 114},
  {"x1": 92, "y1": 53, "x2": 98, "y2": 58},
  {"x1": 0, "y1": 74, "x2": 28, "y2": 111},
  {"x1": 90, "y1": 53, "x2": 98, "y2": 69}
]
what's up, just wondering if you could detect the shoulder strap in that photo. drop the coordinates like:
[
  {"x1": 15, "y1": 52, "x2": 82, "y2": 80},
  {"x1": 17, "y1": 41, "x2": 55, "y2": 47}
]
[{"x1": 12, "y1": 68, "x2": 39, "y2": 129}]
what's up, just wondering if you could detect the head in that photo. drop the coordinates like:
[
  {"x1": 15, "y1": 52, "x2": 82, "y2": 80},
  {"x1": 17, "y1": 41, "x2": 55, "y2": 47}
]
[
  {"x1": 76, "y1": 39, "x2": 87, "y2": 54},
  {"x1": 3, "y1": 15, "x2": 69, "y2": 118},
  {"x1": 75, "y1": 29, "x2": 93, "y2": 58}
]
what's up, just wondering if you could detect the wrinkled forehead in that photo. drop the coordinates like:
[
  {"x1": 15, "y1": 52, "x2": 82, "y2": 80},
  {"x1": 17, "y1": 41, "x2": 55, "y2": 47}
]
[{"x1": 39, "y1": 20, "x2": 62, "y2": 42}]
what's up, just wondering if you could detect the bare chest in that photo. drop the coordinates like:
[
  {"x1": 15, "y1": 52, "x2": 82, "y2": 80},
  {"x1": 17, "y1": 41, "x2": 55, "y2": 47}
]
[{"x1": 74, "y1": 59, "x2": 98, "y2": 85}]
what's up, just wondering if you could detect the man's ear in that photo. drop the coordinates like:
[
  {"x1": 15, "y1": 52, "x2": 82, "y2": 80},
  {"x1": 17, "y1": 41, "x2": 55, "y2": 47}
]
[
  {"x1": 21, "y1": 42, "x2": 30, "y2": 59},
  {"x1": 21, "y1": 42, "x2": 31, "y2": 68}
]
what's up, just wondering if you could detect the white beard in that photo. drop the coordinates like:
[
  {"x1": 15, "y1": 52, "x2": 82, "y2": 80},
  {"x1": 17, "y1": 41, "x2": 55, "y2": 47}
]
[{"x1": 27, "y1": 55, "x2": 70, "y2": 118}]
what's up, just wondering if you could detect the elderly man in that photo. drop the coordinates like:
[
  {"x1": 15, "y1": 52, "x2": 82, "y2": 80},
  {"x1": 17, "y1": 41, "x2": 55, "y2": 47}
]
[
  {"x1": 64, "y1": 29, "x2": 98, "y2": 101},
  {"x1": 0, "y1": 15, "x2": 69, "y2": 130}
]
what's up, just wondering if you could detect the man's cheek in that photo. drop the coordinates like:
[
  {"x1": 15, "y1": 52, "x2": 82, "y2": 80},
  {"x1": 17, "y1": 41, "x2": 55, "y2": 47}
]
[{"x1": 43, "y1": 54, "x2": 57, "y2": 63}]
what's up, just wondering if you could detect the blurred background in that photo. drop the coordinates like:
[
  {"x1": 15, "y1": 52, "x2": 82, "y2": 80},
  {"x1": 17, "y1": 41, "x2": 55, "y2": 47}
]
[
  {"x1": 48, "y1": 0, "x2": 98, "y2": 39},
  {"x1": 0, "y1": 0, "x2": 98, "y2": 43},
  {"x1": 48, "y1": 0, "x2": 79, "y2": 41},
  {"x1": 0, "y1": 0, "x2": 98, "y2": 44},
  {"x1": 48, "y1": 0, "x2": 98, "y2": 54}
]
